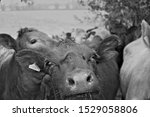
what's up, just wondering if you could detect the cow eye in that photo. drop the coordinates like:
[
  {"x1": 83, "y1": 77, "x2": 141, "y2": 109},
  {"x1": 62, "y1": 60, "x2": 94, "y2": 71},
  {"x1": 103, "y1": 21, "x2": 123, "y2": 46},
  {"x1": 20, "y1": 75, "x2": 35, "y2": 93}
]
[
  {"x1": 89, "y1": 53, "x2": 100, "y2": 63},
  {"x1": 82, "y1": 55, "x2": 86, "y2": 60},
  {"x1": 65, "y1": 54, "x2": 74, "y2": 62},
  {"x1": 44, "y1": 60, "x2": 57, "y2": 72},
  {"x1": 45, "y1": 61, "x2": 56, "y2": 68},
  {"x1": 67, "y1": 54, "x2": 72, "y2": 60},
  {"x1": 30, "y1": 39, "x2": 37, "y2": 44},
  {"x1": 89, "y1": 55, "x2": 95, "y2": 62}
]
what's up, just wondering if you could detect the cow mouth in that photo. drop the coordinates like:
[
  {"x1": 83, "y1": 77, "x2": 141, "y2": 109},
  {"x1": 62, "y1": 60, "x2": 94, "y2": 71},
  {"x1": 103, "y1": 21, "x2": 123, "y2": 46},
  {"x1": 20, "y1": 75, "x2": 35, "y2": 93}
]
[{"x1": 63, "y1": 91, "x2": 103, "y2": 100}]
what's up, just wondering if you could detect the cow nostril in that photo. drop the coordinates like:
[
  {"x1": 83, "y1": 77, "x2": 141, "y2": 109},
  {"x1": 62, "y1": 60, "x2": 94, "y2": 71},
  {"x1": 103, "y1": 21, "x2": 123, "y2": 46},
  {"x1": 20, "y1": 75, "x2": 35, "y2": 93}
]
[
  {"x1": 86, "y1": 74, "x2": 93, "y2": 83},
  {"x1": 68, "y1": 78, "x2": 75, "y2": 86}
]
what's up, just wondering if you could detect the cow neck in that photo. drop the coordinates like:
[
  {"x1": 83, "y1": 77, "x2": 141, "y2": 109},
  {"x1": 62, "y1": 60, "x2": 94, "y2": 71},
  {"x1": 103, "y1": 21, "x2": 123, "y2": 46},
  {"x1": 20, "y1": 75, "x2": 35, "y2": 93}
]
[
  {"x1": 3, "y1": 53, "x2": 21, "y2": 99},
  {"x1": 4, "y1": 53, "x2": 44, "y2": 99}
]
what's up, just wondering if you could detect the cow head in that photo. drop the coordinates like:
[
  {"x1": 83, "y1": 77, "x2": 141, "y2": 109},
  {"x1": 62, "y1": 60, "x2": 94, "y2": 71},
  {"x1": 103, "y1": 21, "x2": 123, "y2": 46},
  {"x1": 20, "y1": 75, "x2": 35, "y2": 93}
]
[
  {"x1": 45, "y1": 38, "x2": 119, "y2": 100},
  {"x1": 16, "y1": 28, "x2": 57, "y2": 55}
]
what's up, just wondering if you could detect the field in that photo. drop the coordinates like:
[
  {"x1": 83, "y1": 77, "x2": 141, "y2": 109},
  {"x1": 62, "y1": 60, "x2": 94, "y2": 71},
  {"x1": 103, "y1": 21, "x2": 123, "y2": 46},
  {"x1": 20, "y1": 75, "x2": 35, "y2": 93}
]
[{"x1": 0, "y1": 10, "x2": 104, "y2": 38}]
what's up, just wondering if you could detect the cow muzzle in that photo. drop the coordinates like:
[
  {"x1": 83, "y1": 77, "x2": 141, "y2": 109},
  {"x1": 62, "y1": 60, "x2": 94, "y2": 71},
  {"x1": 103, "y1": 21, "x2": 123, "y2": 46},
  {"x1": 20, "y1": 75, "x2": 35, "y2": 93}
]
[{"x1": 64, "y1": 68, "x2": 99, "y2": 95}]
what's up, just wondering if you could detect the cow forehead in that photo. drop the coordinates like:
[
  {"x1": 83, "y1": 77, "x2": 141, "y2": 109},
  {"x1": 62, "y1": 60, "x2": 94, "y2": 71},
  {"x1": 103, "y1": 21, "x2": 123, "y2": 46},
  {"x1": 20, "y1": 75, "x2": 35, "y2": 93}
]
[
  {"x1": 55, "y1": 43, "x2": 94, "y2": 58},
  {"x1": 25, "y1": 31, "x2": 50, "y2": 40}
]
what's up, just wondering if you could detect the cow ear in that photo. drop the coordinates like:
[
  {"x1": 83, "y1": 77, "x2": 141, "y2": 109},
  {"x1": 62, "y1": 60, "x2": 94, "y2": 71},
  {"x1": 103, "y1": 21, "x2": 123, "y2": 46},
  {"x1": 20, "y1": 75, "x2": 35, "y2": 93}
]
[
  {"x1": 15, "y1": 49, "x2": 45, "y2": 71},
  {"x1": 96, "y1": 35, "x2": 119, "y2": 61},
  {"x1": 98, "y1": 35, "x2": 119, "y2": 53},
  {"x1": 141, "y1": 20, "x2": 150, "y2": 47}
]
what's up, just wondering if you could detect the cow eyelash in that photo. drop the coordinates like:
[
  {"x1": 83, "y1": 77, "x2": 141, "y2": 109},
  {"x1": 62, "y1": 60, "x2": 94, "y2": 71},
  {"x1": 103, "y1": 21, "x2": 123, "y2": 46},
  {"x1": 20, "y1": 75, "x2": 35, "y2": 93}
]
[
  {"x1": 30, "y1": 39, "x2": 37, "y2": 44},
  {"x1": 89, "y1": 54, "x2": 100, "y2": 62}
]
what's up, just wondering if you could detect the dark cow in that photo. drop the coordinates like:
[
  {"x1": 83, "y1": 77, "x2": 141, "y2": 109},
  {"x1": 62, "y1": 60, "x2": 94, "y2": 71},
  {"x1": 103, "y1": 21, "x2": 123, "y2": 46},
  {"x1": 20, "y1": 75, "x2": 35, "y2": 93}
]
[
  {"x1": 0, "y1": 35, "x2": 55, "y2": 99},
  {"x1": 109, "y1": 21, "x2": 141, "y2": 68},
  {"x1": 125, "y1": 26, "x2": 141, "y2": 46},
  {"x1": 44, "y1": 37, "x2": 119, "y2": 100},
  {"x1": 120, "y1": 20, "x2": 150, "y2": 100}
]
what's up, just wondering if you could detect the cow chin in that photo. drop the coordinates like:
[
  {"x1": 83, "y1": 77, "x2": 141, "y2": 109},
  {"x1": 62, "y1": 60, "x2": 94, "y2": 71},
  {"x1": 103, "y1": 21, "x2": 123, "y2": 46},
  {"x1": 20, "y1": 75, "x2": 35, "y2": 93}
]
[
  {"x1": 47, "y1": 88, "x2": 103, "y2": 100},
  {"x1": 63, "y1": 91, "x2": 103, "y2": 100}
]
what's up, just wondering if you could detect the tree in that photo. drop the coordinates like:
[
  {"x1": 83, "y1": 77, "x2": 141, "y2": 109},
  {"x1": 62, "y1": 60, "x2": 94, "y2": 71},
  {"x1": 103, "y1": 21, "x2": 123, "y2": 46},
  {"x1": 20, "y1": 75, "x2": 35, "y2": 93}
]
[{"x1": 78, "y1": 0, "x2": 150, "y2": 33}]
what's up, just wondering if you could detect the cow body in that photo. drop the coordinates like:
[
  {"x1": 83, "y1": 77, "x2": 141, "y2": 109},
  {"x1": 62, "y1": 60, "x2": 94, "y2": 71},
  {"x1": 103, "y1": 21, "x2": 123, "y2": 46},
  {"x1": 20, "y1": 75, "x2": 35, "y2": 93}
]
[{"x1": 120, "y1": 20, "x2": 150, "y2": 99}]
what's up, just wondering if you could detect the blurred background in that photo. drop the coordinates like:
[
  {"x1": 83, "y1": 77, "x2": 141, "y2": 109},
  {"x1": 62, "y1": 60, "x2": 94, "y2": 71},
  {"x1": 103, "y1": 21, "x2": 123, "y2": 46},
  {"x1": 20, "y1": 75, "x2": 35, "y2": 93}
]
[
  {"x1": 0, "y1": 0, "x2": 104, "y2": 38},
  {"x1": 0, "y1": 0, "x2": 87, "y2": 11}
]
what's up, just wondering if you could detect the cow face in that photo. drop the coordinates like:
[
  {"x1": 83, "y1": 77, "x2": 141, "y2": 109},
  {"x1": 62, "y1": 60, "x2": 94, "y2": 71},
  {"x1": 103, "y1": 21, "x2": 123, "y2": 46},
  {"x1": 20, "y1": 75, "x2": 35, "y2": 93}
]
[
  {"x1": 46, "y1": 39, "x2": 119, "y2": 100},
  {"x1": 120, "y1": 20, "x2": 150, "y2": 99},
  {"x1": 16, "y1": 28, "x2": 57, "y2": 55}
]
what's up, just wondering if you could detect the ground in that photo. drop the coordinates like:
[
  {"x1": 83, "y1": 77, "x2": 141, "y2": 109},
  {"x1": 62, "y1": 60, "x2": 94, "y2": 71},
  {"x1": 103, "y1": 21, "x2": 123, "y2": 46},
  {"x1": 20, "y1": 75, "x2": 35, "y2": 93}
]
[{"x1": 0, "y1": 10, "x2": 104, "y2": 38}]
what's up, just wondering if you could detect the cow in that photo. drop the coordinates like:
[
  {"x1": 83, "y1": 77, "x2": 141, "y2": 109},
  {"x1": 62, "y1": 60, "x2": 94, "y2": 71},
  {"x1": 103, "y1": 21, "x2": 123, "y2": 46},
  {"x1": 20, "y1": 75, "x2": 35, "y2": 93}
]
[
  {"x1": 108, "y1": 21, "x2": 141, "y2": 68},
  {"x1": 0, "y1": 34, "x2": 56, "y2": 99},
  {"x1": 44, "y1": 36, "x2": 119, "y2": 100},
  {"x1": 120, "y1": 20, "x2": 150, "y2": 100}
]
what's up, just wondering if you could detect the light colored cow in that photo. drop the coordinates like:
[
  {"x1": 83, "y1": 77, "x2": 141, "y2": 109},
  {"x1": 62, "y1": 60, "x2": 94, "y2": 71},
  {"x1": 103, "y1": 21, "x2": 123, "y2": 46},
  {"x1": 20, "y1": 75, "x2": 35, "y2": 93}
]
[{"x1": 120, "y1": 20, "x2": 150, "y2": 100}]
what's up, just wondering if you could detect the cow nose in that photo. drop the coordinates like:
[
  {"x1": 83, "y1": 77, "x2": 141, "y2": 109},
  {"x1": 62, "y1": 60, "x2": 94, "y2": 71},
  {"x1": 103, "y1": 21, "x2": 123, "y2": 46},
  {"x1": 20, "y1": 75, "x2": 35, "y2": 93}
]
[
  {"x1": 68, "y1": 73, "x2": 93, "y2": 86},
  {"x1": 66, "y1": 70, "x2": 98, "y2": 93}
]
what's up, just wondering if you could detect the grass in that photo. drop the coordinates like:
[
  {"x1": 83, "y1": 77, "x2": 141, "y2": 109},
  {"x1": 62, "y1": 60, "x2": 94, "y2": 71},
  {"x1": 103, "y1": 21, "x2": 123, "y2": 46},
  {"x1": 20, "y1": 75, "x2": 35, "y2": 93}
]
[{"x1": 0, "y1": 10, "x2": 104, "y2": 38}]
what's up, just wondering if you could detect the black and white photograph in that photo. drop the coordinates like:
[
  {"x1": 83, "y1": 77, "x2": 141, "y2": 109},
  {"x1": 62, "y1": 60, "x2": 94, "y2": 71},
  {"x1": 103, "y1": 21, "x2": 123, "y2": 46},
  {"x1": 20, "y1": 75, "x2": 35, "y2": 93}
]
[{"x1": 0, "y1": 0, "x2": 150, "y2": 101}]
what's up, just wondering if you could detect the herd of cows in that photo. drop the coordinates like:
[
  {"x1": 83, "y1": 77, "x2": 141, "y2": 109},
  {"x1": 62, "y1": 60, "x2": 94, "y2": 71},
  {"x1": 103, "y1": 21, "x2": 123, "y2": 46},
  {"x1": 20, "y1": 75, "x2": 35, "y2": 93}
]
[{"x1": 0, "y1": 19, "x2": 150, "y2": 100}]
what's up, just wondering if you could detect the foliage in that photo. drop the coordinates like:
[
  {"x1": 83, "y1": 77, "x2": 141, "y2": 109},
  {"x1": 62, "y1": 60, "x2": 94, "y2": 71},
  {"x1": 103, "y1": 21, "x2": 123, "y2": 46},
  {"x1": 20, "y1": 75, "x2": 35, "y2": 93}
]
[{"x1": 78, "y1": 0, "x2": 150, "y2": 30}]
